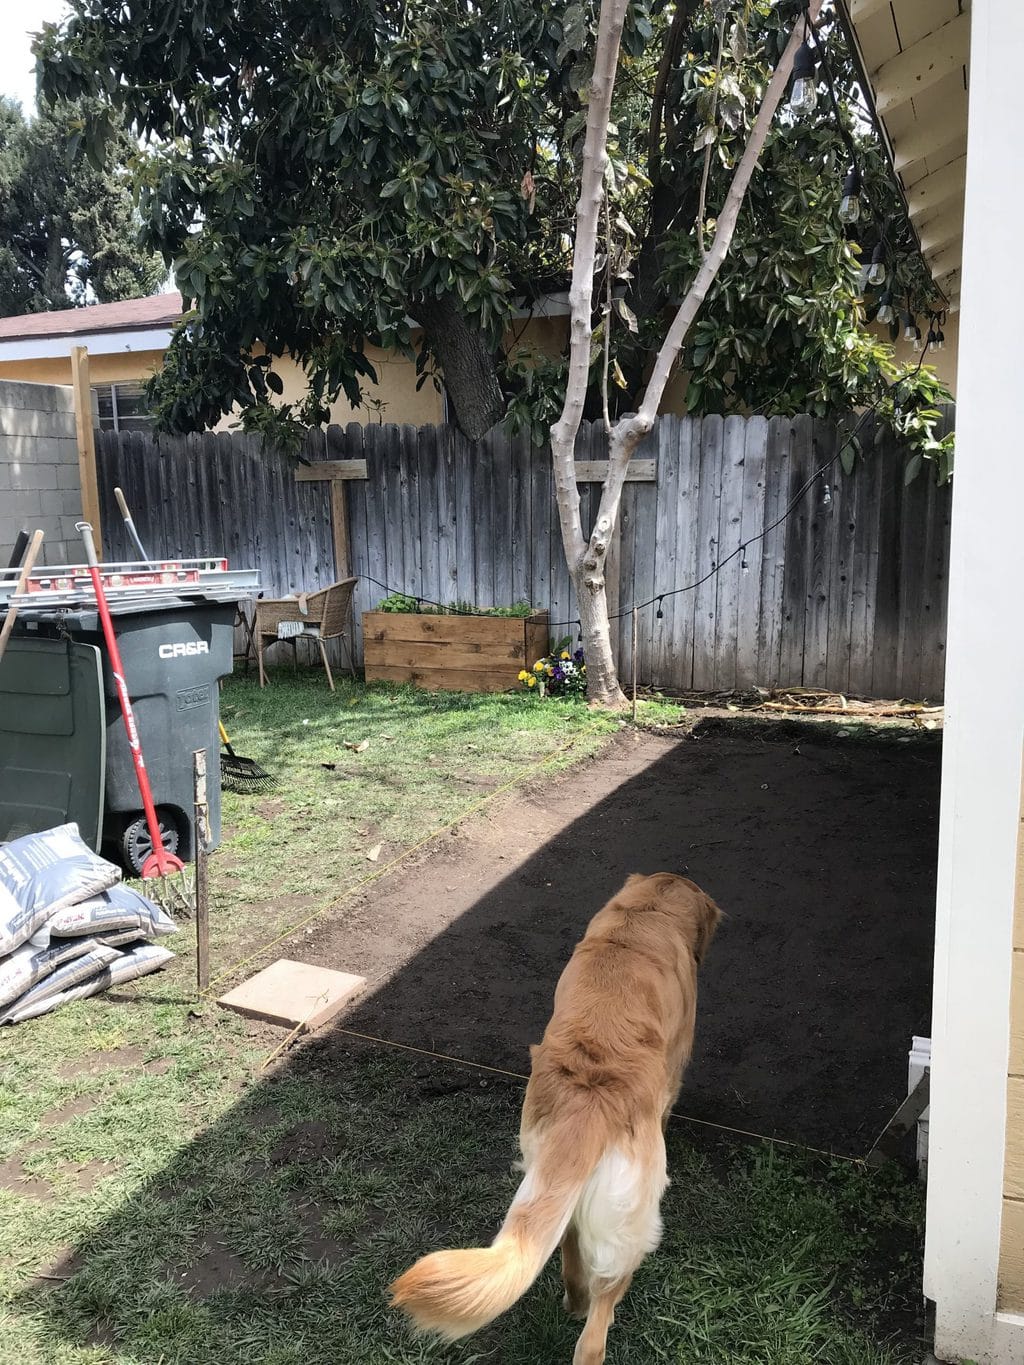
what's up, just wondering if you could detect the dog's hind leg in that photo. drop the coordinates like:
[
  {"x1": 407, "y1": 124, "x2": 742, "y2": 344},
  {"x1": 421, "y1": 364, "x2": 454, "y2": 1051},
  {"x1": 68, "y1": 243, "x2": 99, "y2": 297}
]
[
  {"x1": 561, "y1": 1224, "x2": 589, "y2": 1320},
  {"x1": 571, "y1": 1273, "x2": 633, "y2": 1365}
]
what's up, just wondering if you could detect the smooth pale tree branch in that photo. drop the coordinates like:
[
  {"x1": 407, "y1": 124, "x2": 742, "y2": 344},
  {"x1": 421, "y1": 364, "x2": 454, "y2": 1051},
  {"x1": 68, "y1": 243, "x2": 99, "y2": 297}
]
[
  {"x1": 591, "y1": 1, "x2": 825, "y2": 551},
  {"x1": 549, "y1": 0, "x2": 631, "y2": 572},
  {"x1": 639, "y1": 1, "x2": 824, "y2": 429}
]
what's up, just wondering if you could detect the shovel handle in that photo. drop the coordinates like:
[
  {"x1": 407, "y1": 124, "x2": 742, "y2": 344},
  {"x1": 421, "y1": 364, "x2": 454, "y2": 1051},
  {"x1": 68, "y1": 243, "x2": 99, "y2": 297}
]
[
  {"x1": 0, "y1": 528, "x2": 44, "y2": 665},
  {"x1": 113, "y1": 486, "x2": 151, "y2": 563}
]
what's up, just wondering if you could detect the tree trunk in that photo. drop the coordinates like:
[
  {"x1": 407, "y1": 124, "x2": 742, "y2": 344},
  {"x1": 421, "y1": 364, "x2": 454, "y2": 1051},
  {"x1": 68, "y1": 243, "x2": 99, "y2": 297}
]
[
  {"x1": 574, "y1": 564, "x2": 623, "y2": 707},
  {"x1": 550, "y1": 0, "x2": 821, "y2": 707},
  {"x1": 411, "y1": 296, "x2": 505, "y2": 440}
]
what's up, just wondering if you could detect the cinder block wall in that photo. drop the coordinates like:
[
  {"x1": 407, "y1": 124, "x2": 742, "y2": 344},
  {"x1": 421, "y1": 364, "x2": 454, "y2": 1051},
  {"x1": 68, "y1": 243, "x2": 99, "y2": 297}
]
[{"x1": 0, "y1": 379, "x2": 83, "y2": 567}]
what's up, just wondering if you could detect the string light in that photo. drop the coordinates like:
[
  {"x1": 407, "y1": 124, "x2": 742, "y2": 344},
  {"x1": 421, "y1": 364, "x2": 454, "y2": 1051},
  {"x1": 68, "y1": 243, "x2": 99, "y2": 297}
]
[
  {"x1": 912, "y1": 325, "x2": 923, "y2": 353},
  {"x1": 789, "y1": 35, "x2": 818, "y2": 116},
  {"x1": 876, "y1": 291, "x2": 894, "y2": 326},
  {"x1": 577, "y1": 620, "x2": 583, "y2": 643},
  {"x1": 838, "y1": 167, "x2": 862, "y2": 224},
  {"x1": 902, "y1": 311, "x2": 916, "y2": 341},
  {"x1": 822, "y1": 483, "x2": 833, "y2": 508},
  {"x1": 741, "y1": 548, "x2": 749, "y2": 574},
  {"x1": 867, "y1": 242, "x2": 886, "y2": 287},
  {"x1": 655, "y1": 597, "x2": 665, "y2": 620}
]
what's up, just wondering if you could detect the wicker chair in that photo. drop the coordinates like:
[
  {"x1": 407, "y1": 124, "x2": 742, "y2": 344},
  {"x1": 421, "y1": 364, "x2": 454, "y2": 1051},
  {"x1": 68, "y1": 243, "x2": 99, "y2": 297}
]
[{"x1": 255, "y1": 578, "x2": 358, "y2": 692}]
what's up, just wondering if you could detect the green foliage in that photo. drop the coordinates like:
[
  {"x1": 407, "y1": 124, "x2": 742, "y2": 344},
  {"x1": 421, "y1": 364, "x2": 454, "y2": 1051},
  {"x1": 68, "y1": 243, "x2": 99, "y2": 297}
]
[
  {"x1": 37, "y1": 0, "x2": 953, "y2": 475},
  {"x1": 376, "y1": 593, "x2": 535, "y2": 617},
  {"x1": 0, "y1": 96, "x2": 163, "y2": 316}
]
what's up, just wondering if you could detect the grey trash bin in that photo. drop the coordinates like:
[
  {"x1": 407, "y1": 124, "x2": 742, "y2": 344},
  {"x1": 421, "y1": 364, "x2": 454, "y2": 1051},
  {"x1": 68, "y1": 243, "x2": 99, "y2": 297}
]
[{"x1": 16, "y1": 597, "x2": 236, "y2": 871}]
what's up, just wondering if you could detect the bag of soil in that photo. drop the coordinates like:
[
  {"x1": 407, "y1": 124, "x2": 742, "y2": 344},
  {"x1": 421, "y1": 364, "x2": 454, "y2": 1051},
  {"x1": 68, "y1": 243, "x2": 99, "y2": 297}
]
[
  {"x1": 1, "y1": 943, "x2": 175, "y2": 1024},
  {"x1": 47, "y1": 884, "x2": 177, "y2": 939},
  {"x1": 0, "y1": 936, "x2": 107, "y2": 1008},
  {"x1": 0, "y1": 825, "x2": 120, "y2": 955},
  {"x1": 1, "y1": 944, "x2": 123, "y2": 1020}
]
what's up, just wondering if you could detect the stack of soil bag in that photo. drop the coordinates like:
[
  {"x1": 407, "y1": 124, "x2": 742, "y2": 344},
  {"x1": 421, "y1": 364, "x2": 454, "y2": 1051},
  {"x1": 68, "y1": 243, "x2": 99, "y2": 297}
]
[{"x1": 0, "y1": 824, "x2": 177, "y2": 1025}]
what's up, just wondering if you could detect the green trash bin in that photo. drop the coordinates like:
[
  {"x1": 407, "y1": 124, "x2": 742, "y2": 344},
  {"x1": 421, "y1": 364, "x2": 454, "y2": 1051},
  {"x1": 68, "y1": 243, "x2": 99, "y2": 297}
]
[
  {"x1": 11, "y1": 596, "x2": 238, "y2": 872},
  {"x1": 0, "y1": 636, "x2": 106, "y2": 849}
]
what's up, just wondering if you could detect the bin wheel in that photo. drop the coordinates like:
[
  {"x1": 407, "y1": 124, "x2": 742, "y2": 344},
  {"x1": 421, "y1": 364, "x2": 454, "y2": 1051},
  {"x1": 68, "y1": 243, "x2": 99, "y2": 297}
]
[{"x1": 120, "y1": 810, "x2": 182, "y2": 877}]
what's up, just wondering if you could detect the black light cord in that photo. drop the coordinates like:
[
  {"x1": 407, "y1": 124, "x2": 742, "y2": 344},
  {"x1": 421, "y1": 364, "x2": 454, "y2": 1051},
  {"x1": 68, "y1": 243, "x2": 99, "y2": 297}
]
[{"x1": 356, "y1": 340, "x2": 934, "y2": 633}]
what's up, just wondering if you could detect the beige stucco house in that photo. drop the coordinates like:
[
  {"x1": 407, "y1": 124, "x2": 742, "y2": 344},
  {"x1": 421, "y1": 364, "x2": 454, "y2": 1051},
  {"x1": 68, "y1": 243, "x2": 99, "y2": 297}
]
[{"x1": 0, "y1": 280, "x2": 958, "y2": 433}]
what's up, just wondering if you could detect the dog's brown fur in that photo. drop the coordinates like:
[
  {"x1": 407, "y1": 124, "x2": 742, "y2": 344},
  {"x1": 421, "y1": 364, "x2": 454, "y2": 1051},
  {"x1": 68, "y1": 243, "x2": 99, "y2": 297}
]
[{"x1": 390, "y1": 872, "x2": 720, "y2": 1364}]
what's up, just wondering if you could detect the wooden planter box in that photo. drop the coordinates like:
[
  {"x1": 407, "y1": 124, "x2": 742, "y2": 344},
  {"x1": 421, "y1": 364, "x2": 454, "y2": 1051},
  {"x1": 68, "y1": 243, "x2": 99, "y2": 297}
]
[{"x1": 363, "y1": 611, "x2": 549, "y2": 693}]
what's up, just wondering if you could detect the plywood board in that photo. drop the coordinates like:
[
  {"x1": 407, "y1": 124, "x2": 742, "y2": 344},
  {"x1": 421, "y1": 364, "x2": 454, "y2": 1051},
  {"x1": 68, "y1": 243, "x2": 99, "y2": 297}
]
[{"x1": 218, "y1": 959, "x2": 366, "y2": 1030}]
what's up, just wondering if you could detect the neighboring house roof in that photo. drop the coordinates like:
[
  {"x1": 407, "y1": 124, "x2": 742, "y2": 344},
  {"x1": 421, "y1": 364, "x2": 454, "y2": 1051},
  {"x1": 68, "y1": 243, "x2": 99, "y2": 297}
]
[
  {"x1": 0, "y1": 291, "x2": 183, "y2": 342},
  {"x1": 0, "y1": 292, "x2": 182, "y2": 363}
]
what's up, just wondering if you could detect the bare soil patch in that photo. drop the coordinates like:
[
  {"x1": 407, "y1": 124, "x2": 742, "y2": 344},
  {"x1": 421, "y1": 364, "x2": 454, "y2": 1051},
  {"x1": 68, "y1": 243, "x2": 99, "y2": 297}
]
[{"x1": 302, "y1": 719, "x2": 940, "y2": 1157}]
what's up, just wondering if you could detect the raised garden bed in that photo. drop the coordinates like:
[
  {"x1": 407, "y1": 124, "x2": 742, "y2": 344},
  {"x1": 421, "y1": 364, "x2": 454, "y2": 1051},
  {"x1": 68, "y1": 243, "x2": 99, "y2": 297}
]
[{"x1": 363, "y1": 609, "x2": 549, "y2": 693}]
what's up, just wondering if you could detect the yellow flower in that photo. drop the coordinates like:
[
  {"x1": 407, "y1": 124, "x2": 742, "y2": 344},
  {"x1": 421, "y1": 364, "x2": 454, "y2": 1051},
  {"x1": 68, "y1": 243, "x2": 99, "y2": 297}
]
[
  {"x1": 526, "y1": 675, "x2": 537, "y2": 688},
  {"x1": 533, "y1": 660, "x2": 544, "y2": 672},
  {"x1": 560, "y1": 650, "x2": 570, "y2": 660},
  {"x1": 518, "y1": 670, "x2": 529, "y2": 681}
]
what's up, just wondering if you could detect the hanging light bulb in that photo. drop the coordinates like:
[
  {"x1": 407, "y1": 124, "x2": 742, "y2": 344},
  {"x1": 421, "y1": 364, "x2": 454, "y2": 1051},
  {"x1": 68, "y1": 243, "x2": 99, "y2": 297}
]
[
  {"x1": 912, "y1": 325, "x2": 923, "y2": 353},
  {"x1": 867, "y1": 242, "x2": 886, "y2": 287},
  {"x1": 902, "y1": 312, "x2": 916, "y2": 341},
  {"x1": 576, "y1": 620, "x2": 583, "y2": 643},
  {"x1": 789, "y1": 40, "x2": 818, "y2": 116},
  {"x1": 935, "y1": 326, "x2": 946, "y2": 351},
  {"x1": 741, "y1": 547, "x2": 749, "y2": 574},
  {"x1": 876, "y1": 291, "x2": 894, "y2": 326},
  {"x1": 656, "y1": 597, "x2": 665, "y2": 620},
  {"x1": 927, "y1": 322, "x2": 939, "y2": 349},
  {"x1": 838, "y1": 167, "x2": 862, "y2": 225},
  {"x1": 822, "y1": 483, "x2": 833, "y2": 508}
]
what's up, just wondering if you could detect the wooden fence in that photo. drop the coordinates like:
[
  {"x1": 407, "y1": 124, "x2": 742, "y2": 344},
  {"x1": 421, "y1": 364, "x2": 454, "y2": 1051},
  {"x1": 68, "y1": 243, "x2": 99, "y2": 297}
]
[{"x1": 95, "y1": 409, "x2": 953, "y2": 699}]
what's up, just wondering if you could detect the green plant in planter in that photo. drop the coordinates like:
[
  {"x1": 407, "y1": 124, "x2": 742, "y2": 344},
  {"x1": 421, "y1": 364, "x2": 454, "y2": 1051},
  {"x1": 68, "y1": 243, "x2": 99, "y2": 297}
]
[{"x1": 375, "y1": 594, "x2": 535, "y2": 618}]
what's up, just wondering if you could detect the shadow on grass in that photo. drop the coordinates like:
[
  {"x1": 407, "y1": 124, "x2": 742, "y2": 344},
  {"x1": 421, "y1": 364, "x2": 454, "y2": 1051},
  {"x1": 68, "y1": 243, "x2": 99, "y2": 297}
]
[{"x1": 11, "y1": 721, "x2": 939, "y2": 1365}]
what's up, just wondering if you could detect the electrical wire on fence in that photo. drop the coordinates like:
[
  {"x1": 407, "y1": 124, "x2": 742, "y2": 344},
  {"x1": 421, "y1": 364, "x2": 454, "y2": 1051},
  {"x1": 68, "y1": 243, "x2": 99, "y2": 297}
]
[{"x1": 360, "y1": 343, "x2": 938, "y2": 632}]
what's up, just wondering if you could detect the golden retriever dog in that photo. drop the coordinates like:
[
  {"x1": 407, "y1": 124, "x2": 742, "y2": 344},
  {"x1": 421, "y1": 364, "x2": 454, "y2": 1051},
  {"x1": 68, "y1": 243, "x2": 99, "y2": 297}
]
[{"x1": 390, "y1": 872, "x2": 721, "y2": 1364}]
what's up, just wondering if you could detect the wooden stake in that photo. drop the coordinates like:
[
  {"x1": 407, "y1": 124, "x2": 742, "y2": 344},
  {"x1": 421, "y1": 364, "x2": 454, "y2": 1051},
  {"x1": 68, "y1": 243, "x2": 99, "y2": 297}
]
[
  {"x1": 70, "y1": 346, "x2": 103, "y2": 559},
  {"x1": 0, "y1": 529, "x2": 44, "y2": 666},
  {"x1": 193, "y1": 749, "x2": 210, "y2": 993},
  {"x1": 631, "y1": 606, "x2": 638, "y2": 723}
]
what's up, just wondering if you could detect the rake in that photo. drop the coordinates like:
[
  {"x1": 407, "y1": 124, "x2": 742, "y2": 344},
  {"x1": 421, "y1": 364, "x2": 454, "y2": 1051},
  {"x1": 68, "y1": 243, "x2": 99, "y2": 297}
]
[{"x1": 219, "y1": 720, "x2": 277, "y2": 794}]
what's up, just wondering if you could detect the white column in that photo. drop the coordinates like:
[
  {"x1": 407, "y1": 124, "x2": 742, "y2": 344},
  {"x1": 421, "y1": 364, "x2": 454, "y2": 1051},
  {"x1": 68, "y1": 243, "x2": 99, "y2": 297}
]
[{"x1": 924, "y1": 2, "x2": 1024, "y2": 1362}]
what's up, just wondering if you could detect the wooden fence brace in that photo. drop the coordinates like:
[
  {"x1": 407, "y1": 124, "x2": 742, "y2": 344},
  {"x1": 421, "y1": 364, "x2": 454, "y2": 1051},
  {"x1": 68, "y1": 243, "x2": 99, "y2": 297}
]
[{"x1": 193, "y1": 749, "x2": 210, "y2": 993}]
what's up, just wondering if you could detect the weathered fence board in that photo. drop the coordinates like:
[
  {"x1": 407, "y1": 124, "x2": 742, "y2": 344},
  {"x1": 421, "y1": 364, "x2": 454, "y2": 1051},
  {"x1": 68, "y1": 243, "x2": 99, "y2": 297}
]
[{"x1": 95, "y1": 410, "x2": 953, "y2": 699}]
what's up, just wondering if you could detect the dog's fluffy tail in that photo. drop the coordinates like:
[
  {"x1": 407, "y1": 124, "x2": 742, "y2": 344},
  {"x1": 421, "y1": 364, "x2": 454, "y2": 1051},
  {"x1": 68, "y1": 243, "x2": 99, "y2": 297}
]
[{"x1": 390, "y1": 1126, "x2": 600, "y2": 1339}]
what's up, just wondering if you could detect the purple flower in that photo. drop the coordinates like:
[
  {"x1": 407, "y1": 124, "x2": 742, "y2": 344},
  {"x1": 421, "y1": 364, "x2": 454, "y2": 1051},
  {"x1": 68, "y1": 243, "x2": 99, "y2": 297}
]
[
  {"x1": 552, "y1": 666, "x2": 565, "y2": 682},
  {"x1": 573, "y1": 649, "x2": 584, "y2": 664}
]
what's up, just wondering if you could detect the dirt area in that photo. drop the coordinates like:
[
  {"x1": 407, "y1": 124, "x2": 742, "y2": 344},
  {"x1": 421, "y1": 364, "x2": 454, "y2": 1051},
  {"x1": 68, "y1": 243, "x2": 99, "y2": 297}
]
[{"x1": 302, "y1": 718, "x2": 941, "y2": 1158}]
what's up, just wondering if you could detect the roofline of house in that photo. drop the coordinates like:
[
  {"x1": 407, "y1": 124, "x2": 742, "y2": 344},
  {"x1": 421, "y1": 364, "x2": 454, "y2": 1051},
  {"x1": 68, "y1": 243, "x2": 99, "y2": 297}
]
[{"x1": 0, "y1": 327, "x2": 175, "y2": 363}]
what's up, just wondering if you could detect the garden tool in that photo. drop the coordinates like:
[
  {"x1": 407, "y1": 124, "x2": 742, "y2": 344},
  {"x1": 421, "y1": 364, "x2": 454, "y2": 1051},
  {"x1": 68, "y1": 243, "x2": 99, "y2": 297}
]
[
  {"x1": 219, "y1": 719, "x2": 277, "y2": 794},
  {"x1": 77, "y1": 520, "x2": 184, "y2": 879}
]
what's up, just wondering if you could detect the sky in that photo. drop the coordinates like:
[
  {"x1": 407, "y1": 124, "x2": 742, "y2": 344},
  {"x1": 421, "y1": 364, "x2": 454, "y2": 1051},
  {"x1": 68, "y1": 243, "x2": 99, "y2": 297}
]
[{"x1": 1, "y1": 0, "x2": 68, "y2": 116}]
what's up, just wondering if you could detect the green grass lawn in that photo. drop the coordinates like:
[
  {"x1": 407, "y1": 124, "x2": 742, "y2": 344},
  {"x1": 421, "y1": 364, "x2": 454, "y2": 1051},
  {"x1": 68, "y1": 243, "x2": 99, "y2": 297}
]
[
  {"x1": 208, "y1": 670, "x2": 625, "y2": 977},
  {"x1": 0, "y1": 673, "x2": 926, "y2": 1364}
]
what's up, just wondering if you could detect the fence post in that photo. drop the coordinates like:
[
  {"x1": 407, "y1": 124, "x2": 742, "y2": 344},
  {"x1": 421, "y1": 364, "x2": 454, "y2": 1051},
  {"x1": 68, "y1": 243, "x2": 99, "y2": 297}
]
[{"x1": 70, "y1": 346, "x2": 103, "y2": 558}]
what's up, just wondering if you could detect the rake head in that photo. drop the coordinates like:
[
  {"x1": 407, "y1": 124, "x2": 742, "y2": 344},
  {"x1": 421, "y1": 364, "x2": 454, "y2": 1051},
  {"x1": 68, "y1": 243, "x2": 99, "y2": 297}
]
[{"x1": 220, "y1": 753, "x2": 277, "y2": 795}]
